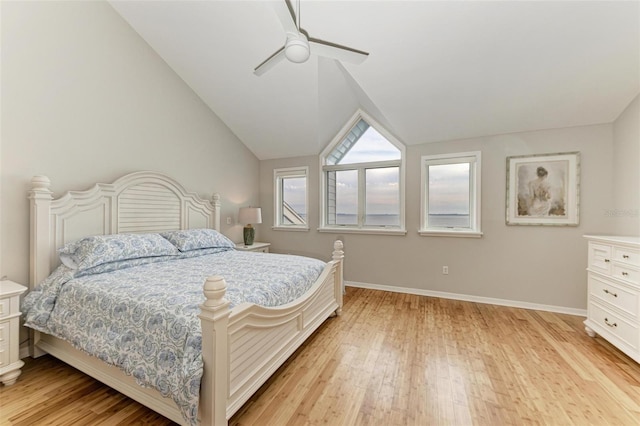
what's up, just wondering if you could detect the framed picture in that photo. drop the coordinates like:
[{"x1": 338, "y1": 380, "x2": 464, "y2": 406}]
[{"x1": 506, "y1": 152, "x2": 580, "y2": 226}]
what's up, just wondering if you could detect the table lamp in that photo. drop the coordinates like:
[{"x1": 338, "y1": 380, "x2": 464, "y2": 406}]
[{"x1": 238, "y1": 207, "x2": 262, "y2": 246}]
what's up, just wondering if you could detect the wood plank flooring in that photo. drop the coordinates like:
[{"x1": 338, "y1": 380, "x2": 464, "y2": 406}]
[{"x1": 2, "y1": 287, "x2": 640, "y2": 425}]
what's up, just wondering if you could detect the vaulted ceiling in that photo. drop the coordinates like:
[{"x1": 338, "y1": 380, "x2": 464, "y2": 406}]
[{"x1": 110, "y1": 1, "x2": 639, "y2": 160}]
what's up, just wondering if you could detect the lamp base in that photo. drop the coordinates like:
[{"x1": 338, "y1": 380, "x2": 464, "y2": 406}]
[{"x1": 243, "y1": 225, "x2": 255, "y2": 246}]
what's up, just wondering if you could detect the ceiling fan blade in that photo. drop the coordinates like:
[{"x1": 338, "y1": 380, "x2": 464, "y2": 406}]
[
  {"x1": 272, "y1": 0, "x2": 299, "y2": 36},
  {"x1": 309, "y1": 39, "x2": 369, "y2": 64},
  {"x1": 254, "y1": 47, "x2": 286, "y2": 76}
]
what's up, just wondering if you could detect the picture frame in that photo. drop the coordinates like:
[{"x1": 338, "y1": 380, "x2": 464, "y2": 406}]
[{"x1": 506, "y1": 152, "x2": 580, "y2": 226}]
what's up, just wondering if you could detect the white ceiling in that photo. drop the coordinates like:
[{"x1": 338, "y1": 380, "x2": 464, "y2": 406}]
[{"x1": 110, "y1": 1, "x2": 640, "y2": 160}]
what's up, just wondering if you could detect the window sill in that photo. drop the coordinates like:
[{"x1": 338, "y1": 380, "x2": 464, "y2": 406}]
[
  {"x1": 272, "y1": 226, "x2": 309, "y2": 232},
  {"x1": 418, "y1": 229, "x2": 483, "y2": 238},
  {"x1": 318, "y1": 227, "x2": 407, "y2": 236}
]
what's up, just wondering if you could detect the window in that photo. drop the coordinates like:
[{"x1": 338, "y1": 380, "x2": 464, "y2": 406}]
[
  {"x1": 420, "y1": 151, "x2": 482, "y2": 237},
  {"x1": 274, "y1": 166, "x2": 308, "y2": 230},
  {"x1": 320, "y1": 110, "x2": 406, "y2": 234}
]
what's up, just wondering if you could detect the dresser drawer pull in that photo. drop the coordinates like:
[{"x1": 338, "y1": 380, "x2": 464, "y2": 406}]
[
  {"x1": 604, "y1": 318, "x2": 617, "y2": 328},
  {"x1": 604, "y1": 259, "x2": 610, "y2": 263},
  {"x1": 603, "y1": 289, "x2": 618, "y2": 297},
  {"x1": 623, "y1": 255, "x2": 630, "y2": 259},
  {"x1": 621, "y1": 272, "x2": 629, "y2": 277}
]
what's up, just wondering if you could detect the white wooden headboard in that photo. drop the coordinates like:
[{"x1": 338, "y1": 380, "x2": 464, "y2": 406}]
[{"x1": 29, "y1": 171, "x2": 220, "y2": 288}]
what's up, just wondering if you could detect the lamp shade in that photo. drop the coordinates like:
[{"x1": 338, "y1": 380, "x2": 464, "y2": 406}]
[{"x1": 238, "y1": 207, "x2": 262, "y2": 225}]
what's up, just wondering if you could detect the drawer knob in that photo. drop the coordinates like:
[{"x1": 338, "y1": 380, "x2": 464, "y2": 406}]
[
  {"x1": 603, "y1": 289, "x2": 618, "y2": 297},
  {"x1": 623, "y1": 254, "x2": 630, "y2": 259},
  {"x1": 604, "y1": 259, "x2": 610, "y2": 263},
  {"x1": 622, "y1": 272, "x2": 629, "y2": 277},
  {"x1": 604, "y1": 318, "x2": 617, "y2": 328}
]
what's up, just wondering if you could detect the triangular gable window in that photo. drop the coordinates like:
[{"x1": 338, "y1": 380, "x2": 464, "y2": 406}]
[{"x1": 326, "y1": 119, "x2": 401, "y2": 166}]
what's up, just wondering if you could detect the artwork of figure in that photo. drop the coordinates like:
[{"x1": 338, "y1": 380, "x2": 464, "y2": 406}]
[
  {"x1": 528, "y1": 166, "x2": 552, "y2": 216},
  {"x1": 516, "y1": 161, "x2": 567, "y2": 217}
]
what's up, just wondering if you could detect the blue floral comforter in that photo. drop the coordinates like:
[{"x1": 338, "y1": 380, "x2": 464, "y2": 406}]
[{"x1": 22, "y1": 250, "x2": 326, "y2": 424}]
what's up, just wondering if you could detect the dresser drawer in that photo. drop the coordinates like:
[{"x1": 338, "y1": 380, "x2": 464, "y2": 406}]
[
  {"x1": 589, "y1": 275, "x2": 639, "y2": 318},
  {"x1": 614, "y1": 246, "x2": 640, "y2": 268},
  {"x1": 612, "y1": 264, "x2": 640, "y2": 286},
  {"x1": 589, "y1": 302, "x2": 639, "y2": 351},
  {"x1": 589, "y1": 243, "x2": 612, "y2": 274}
]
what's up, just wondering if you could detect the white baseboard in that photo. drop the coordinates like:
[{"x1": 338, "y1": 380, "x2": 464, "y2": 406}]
[{"x1": 345, "y1": 281, "x2": 587, "y2": 317}]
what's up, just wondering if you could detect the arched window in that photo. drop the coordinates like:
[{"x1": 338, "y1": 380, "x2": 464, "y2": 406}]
[{"x1": 319, "y1": 110, "x2": 406, "y2": 234}]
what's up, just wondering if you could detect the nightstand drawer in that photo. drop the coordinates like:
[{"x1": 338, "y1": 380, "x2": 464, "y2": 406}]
[
  {"x1": 0, "y1": 321, "x2": 10, "y2": 368},
  {"x1": 589, "y1": 302, "x2": 639, "y2": 351},
  {"x1": 0, "y1": 280, "x2": 27, "y2": 385},
  {"x1": 0, "y1": 298, "x2": 10, "y2": 320},
  {"x1": 589, "y1": 275, "x2": 639, "y2": 318}
]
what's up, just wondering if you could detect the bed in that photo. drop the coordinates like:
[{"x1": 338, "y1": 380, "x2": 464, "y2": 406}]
[{"x1": 26, "y1": 171, "x2": 344, "y2": 425}]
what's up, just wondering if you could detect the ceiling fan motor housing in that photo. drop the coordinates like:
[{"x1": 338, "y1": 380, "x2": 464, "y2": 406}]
[{"x1": 285, "y1": 34, "x2": 310, "y2": 63}]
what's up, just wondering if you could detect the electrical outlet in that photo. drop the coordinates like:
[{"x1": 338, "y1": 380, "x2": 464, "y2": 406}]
[
  {"x1": 442, "y1": 266, "x2": 449, "y2": 275},
  {"x1": 226, "y1": 217, "x2": 232, "y2": 225}
]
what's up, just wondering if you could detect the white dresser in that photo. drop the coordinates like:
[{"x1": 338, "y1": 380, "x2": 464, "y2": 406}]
[{"x1": 584, "y1": 235, "x2": 640, "y2": 363}]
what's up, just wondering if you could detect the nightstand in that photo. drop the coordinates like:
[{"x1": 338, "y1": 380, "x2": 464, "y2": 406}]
[
  {"x1": 0, "y1": 280, "x2": 27, "y2": 386},
  {"x1": 235, "y1": 242, "x2": 271, "y2": 253}
]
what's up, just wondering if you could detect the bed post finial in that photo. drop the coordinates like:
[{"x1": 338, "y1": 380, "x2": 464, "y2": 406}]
[
  {"x1": 31, "y1": 175, "x2": 52, "y2": 191},
  {"x1": 332, "y1": 240, "x2": 344, "y2": 261},
  {"x1": 202, "y1": 275, "x2": 228, "y2": 308}
]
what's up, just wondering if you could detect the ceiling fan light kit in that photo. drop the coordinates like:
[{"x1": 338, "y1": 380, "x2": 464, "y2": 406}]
[
  {"x1": 285, "y1": 34, "x2": 310, "y2": 63},
  {"x1": 254, "y1": 0, "x2": 368, "y2": 75}
]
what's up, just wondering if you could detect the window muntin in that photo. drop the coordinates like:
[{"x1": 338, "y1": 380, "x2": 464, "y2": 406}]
[
  {"x1": 274, "y1": 167, "x2": 308, "y2": 230},
  {"x1": 321, "y1": 111, "x2": 406, "y2": 234},
  {"x1": 420, "y1": 152, "x2": 482, "y2": 237}
]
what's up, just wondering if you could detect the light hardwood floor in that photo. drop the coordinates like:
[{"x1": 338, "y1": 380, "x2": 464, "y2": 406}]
[{"x1": 2, "y1": 287, "x2": 640, "y2": 425}]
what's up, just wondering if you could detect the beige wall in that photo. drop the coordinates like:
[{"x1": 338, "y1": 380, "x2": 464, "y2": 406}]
[
  {"x1": 611, "y1": 95, "x2": 640, "y2": 236},
  {"x1": 0, "y1": 1, "x2": 259, "y2": 284},
  {"x1": 260, "y1": 124, "x2": 615, "y2": 311}
]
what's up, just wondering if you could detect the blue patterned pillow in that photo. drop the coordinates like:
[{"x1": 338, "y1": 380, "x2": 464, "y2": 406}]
[
  {"x1": 58, "y1": 233, "x2": 179, "y2": 271},
  {"x1": 160, "y1": 229, "x2": 235, "y2": 252},
  {"x1": 76, "y1": 246, "x2": 232, "y2": 277},
  {"x1": 74, "y1": 254, "x2": 179, "y2": 277}
]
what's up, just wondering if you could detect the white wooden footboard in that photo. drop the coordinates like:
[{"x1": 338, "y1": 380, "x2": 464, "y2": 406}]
[{"x1": 199, "y1": 241, "x2": 344, "y2": 425}]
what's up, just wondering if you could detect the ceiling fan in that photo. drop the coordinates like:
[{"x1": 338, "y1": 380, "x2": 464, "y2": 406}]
[{"x1": 254, "y1": 0, "x2": 369, "y2": 76}]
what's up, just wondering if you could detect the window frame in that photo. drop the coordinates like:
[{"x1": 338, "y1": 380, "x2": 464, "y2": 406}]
[
  {"x1": 319, "y1": 110, "x2": 406, "y2": 235},
  {"x1": 419, "y1": 151, "x2": 483, "y2": 238},
  {"x1": 273, "y1": 166, "x2": 309, "y2": 231}
]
